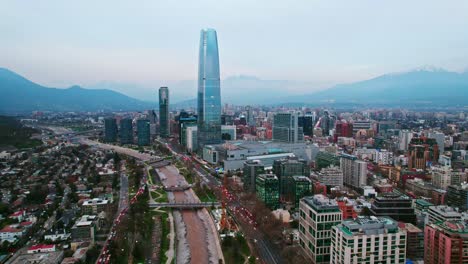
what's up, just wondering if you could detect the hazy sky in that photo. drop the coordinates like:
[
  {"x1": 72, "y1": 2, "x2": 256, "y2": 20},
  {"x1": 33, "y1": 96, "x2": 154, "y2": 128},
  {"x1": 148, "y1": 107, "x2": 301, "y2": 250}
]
[{"x1": 2, "y1": 0, "x2": 468, "y2": 99}]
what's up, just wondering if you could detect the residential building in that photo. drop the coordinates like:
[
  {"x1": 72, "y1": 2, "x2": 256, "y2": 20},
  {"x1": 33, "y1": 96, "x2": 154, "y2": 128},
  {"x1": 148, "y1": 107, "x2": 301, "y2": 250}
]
[
  {"x1": 400, "y1": 223, "x2": 424, "y2": 261},
  {"x1": 299, "y1": 195, "x2": 342, "y2": 264},
  {"x1": 242, "y1": 160, "x2": 264, "y2": 192},
  {"x1": 317, "y1": 165, "x2": 343, "y2": 187},
  {"x1": 104, "y1": 118, "x2": 117, "y2": 142},
  {"x1": 82, "y1": 198, "x2": 110, "y2": 215},
  {"x1": 337, "y1": 198, "x2": 357, "y2": 220},
  {"x1": 399, "y1": 130, "x2": 413, "y2": 151},
  {"x1": 197, "y1": 28, "x2": 222, "y2": 150},
  {"x1": 255, "y1": 174, "x2": 279, "y2": 210},
  {"x1": 340, "y1": 153, "x2": 367, "y2": 189},
  {"x1": 431, "y1": 165, "x2": 452, "y2": 190},
  {"x1": 331, "y1": 216, "x2": 407, "y2": 264},
  {"x1": 428, "y1": 131, "x2": 445, "y2": 153},
  {"x1": 137, "y1": 119, "x2": 150, "y2": 146},
  {"x1": 408, "y1": 137, "x2": 440, "y2": 171},
  {"x1": 159, "y1": 87, "x2": 170, "y2": 137},
  {"x1": 424, "y1": 220, "x2": 468, "y2": 264}
]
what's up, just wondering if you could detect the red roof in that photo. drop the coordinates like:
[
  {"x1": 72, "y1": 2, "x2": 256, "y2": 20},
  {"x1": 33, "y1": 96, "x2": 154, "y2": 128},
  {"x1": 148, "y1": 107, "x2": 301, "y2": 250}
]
[
  {"x1": 28, "y1": 244, "x2": 55, "y2": 251},
  {"x1": 9, "y1": 210, "x2": 24, "y2": 217},
  {"x1": 20, "y1": 221, "x2": 33, "y2": 227},
  {"x1": 0, "y1": 226, "x2": 22, "y2": 233}
]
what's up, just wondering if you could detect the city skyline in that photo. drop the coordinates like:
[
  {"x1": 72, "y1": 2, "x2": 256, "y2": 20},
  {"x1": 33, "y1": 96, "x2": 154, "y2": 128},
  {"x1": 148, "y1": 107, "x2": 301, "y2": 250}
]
[{"x1": 2, "y1": 1, "x2": 468, "y2": 102}]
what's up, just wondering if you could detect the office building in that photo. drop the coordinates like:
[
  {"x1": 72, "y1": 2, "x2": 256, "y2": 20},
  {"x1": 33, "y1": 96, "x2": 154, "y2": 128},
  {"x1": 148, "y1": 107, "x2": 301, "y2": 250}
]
[
  {"x1": 242, "y1": 160, "x2": 265, "y2": 192},
  {"x1": 159, "y1": 87, "x2": 170, "y2": 137},
  {"x1": 447, "y1": 183, "x2": 468, "y2": 211},
  {"x1": 137, "y1": 119, "x2": 151, "y2": 146},
  {"x1": 273, "y1": 112, "x2": 304, "y2": 143},
  {"x1": 298, "y1": 114, "x2": 314, "y2": 137},
  {"x1": 255, "y1": 174, "x2": 280, "y2": 210},
  {"x1": 369, "y1": 193, "x2": 417, "y2": 224},
  {"x1": 82, "y1": 198, "x2": 111, "y2": 215},
  {"x1": 120, "y1": 118, "x2": 133, "y2": 144},
  {"x1": 299, "y1": 195, "x2": 342, "y2": 263},
  {"x1": 427, "y1": 205, "x2": 462, "y2": 224},
  {"x1": 424, "y1": 220, "x2": 468, "y2": 264},
  {"x1": 245, "y1": 105, "x2": 255, "y2": 126},
  {"x1": 331, "y1": 217, "x2": 407, "y2": 264},
  {"x1": 197, "y1": 28, "x2": 222, "y2": 150},
  {"x1": 292, "y1": 176, "x2": 311, "y2": 208},
  {"x1": 317, "y1": 165, "x2": 343, "y2": 187},
  {"x1": 340, "y1": 154, "x2": 367, "y2": 189},
  {"x1": 71, "y1": 215, "x2": 97, "y2": 243},
  {"x1": 104, "y1": 118, "x2": 117, "y2": 142},
  {"x1": 273, "y1": 156, "x2": 310, "y2": 200}
]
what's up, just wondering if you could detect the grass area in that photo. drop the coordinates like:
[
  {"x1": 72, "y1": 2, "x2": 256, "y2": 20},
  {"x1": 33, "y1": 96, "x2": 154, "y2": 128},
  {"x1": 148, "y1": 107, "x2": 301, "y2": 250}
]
[
  {"x1": 152, "y1": 190, "x2": 168, "y2": 203},
  {"x1": 222, "y1": 233, "x2": 252, "y2": 264},
  {"x1": 159, "y1": 211, "x2": 170, "y2": 264}
]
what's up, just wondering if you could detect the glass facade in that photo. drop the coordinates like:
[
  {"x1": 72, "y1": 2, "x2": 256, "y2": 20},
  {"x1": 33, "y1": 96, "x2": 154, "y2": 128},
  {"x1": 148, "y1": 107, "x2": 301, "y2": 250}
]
[
  {"x1": 256, "y1": 174, "x2": 280, "y2": 210},
  {"x1": 137, "y1": 119, "x2": 150, "y2": 146},
  {"x1": 104, "y1": 118, "x2": 117, "y2": 142},
  {"x1": 159, "y1": 87, "x2": 170, "y2": 137},
  {"x1": 197, "y1": 28, "x2": 222, "y2": 150},
  {"x1": 120, "y1": 118, "x2": 133, "y2": 144}
]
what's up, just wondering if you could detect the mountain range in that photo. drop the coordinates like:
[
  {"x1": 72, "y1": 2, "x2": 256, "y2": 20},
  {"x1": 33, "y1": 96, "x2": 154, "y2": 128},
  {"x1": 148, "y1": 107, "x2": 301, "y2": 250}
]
[
  {"x1": 0, "y1": 68, "x2": 155, "y2": 114},
  {"x1": 0, "y1": 67, "x2": 467, "y2": 113}
]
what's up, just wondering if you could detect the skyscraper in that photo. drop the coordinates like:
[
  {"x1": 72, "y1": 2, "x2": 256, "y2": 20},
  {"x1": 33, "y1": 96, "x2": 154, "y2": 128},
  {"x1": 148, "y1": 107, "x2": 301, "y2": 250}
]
[
  {"x1": 272, "y1": 112, "x2": 304, "y2": 143},
  {"x1": 120, "y1": 118, "x2": 133, "y2": 144},
  {"x1": 104, "y1": 118, "x2": 117, "y2": 142},
  {"x1": 197, "y1": 28, "x2": 222, "y2": 150},
  {"x1": 137, "y1": 119, "x2": 150, "y2": 146},
  {"x1": 159, "y1": 87, "x2": 170, "y2": 137}
]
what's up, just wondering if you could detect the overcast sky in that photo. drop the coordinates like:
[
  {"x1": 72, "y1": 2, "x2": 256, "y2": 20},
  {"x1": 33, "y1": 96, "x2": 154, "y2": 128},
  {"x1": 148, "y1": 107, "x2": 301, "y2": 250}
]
[{"x1": 2, "y1": 0, "x2": 468, "y2": 96}]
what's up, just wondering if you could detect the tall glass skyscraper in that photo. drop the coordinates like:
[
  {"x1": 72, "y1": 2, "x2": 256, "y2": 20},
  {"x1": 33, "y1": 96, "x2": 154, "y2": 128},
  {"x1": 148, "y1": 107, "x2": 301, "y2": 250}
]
[
  {"x1": 197, "y1": 28, "x2": 222, "y2": 150},
  {"x1": 159, "y1": 87, "x2": 170, "y2": 137}
]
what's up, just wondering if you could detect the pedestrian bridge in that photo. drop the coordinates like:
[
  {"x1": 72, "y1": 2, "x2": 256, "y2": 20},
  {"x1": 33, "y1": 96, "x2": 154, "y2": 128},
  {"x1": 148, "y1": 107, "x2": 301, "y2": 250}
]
[
  {"x1": 148, "y1": 201, "x2": 220, "y2": 209},
  {"x1": 163, "y1": 185, "x2": 191, "y2": 191}
]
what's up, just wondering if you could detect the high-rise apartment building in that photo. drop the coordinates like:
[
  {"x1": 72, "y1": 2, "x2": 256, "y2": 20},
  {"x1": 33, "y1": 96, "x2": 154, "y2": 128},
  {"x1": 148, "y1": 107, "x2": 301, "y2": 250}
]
[
  {"x1": 352, "y1": 120, "x2": 372, "y2": 135},
  {"x1": 273, "y1": 112, "x2": 304, "y2": 143},
  {"x1": 398, "y1": 130, "x2": 413, "y2": 151},
  {"x1": 424, "y1": 220, "x2": 468, "y2": 264},
  {"x1": 242, "y1": 160, "x2": 265, "y2": 192},
  {"x1": 197, "y1": 28, "x2": 222, "y2": 150},
  {"x1": 299, "y1": 195, "x2": 342, "y2": 264},
  {"x1": 400, "y1": 223, "x2": 424, "y2": 261},
  {"x1": 428, "y1": 131, "x2": 445, "y2": 153},
  {"x1": 431, "y1": 165, "x2": 452, "y2": 190},
  {"x1": 104, "y1": 118, "x2": 117, "y2": 142},
  {"x1": 137, "y1": 119, "x2": 150, "y2": 146},
  {"x1": 120, "y1": 118, "x2": 133, "y2": 144},
  {"x1": 340, "y1": 154, "x2": 367, "y2": 189},
  {"x1": 408, "y1": 137, "x2": 439, "y2": 170},
  {"x1": 159, "y1": 87, "x2": 170, "y2": 137},
  {"x1": 331, "y1": 216, "x2": 407, "y2": 264},
  {"x1": 255, "y1": 174, "x2": 279, "y2": 210}
]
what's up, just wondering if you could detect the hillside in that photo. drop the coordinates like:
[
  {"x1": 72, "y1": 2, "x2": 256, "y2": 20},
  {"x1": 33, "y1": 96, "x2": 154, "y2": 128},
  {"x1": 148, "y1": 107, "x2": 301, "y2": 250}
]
[{"x1": 0, "y1": 68, "x2": 155, "y2": 113}]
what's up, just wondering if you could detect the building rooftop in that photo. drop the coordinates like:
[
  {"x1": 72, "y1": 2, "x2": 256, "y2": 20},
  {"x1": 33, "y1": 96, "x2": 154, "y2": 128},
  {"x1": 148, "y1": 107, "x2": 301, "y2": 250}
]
[
  {"x1": 257, "y1": 174, "x2": 278, "y2": 180},
  {"x1": 302, "y1": 194, "x2": 338, "y2": 210},
  {"x1": 415, "y1": 199, "x2": 434, "y2": 207},
  {"x1": 82, "y1": 198, "x2": 109, "y2": 206},
  {"x1": 292, "y1": 175, "x2": 311, "y2": 182},
  {"x1": 429, "y1": 205, "x2": 462, "y2": 217},
  {"x1": 436, "y1": 220, "x2": 468, "y2": 234},
  {"x1": 339, "y1": 216, "x2": 399, "y2": 237}
]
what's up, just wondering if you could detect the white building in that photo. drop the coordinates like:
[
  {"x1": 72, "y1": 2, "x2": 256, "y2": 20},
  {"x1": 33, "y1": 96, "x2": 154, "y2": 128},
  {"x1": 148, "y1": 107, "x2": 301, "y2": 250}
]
[
  {"x1": 317, "y1": 165, "x2": 343, "y2": 187},
  {"x1": 331, "y1": 216, "x2": 407, "y2": 264},
  {"x1": 340, "y1": 154, "x2": 367, "y2": 189},
  {"x1": 399, "y1": 130, "x2": 413, "y2": 151},
  {"x1": 431, "y1": 165, "x2": 452, "y2": 190}
]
